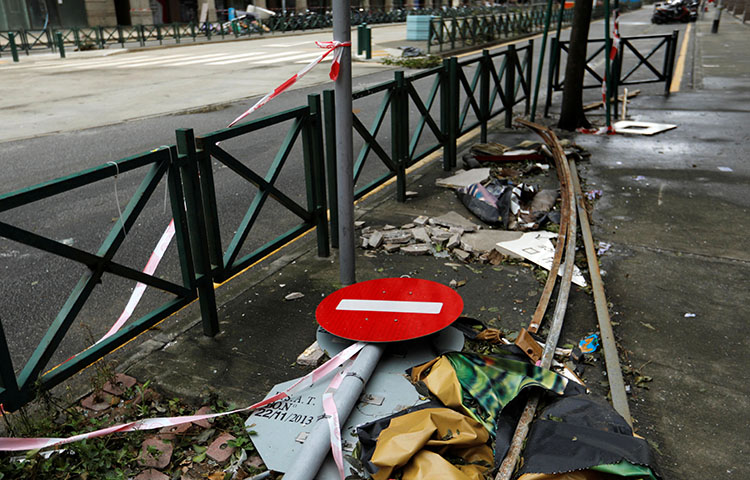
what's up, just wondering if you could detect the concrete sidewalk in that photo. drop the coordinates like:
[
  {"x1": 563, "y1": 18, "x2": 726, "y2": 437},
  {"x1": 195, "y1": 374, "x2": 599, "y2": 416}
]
[{"x1": 119, "y1": 12, "x2": 749, "y2": 480}]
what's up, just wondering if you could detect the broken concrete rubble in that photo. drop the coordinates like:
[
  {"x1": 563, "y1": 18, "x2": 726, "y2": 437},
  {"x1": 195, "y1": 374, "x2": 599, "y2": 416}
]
[
  {"x1": 429, "y1": 211, "x2": 480, "y2": 232},
  {"x1": 435, "y1": 168, "x2": 491, "y2": 189}
]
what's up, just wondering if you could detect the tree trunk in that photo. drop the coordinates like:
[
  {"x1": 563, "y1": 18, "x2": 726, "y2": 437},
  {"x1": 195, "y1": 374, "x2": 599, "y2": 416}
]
[{"x1": 558, "y1": 0, "x2": 594, "y2": 130}]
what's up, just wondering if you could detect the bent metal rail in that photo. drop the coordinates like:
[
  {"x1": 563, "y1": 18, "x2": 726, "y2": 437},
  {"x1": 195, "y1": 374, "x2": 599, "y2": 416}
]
[{"x1": 0, "y1": 41, "x2": 534, "y2": 412}]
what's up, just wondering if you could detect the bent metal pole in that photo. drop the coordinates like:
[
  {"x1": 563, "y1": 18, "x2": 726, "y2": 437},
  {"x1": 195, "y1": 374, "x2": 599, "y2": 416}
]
[
  {"x1": 333, "y1": 0, "x2": 356, "y2": 286},
  {"x1": 282, "y1": 343, "x2": 385, "y2": 480},
  {"x1": 496, "y1": 120, "x2": 577, "y2": 480}
]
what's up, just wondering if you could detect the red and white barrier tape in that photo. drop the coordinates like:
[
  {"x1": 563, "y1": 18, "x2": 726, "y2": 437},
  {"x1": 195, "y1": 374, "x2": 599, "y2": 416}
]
[
  {"x1": 228, "y1": 40, "x2": 351, "y2": 127},
  {"x1": 323, "y1": 360, "x2": 351, "y2": 480},
  {"x1": 610, "y1": 10, "x2": 621, "y2": 61},
  {"x1": 0, "y1": 341, "x2": 366, "y2": 452},
  {"x1": 99, "y1": 219, "x2": 176, "y2": 343}
]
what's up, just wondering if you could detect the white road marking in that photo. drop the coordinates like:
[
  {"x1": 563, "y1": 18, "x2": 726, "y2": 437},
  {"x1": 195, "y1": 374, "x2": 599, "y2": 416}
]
[
  {"x1": 207, "y1": 50, "x2": 302, "y2": 65},
  {"x1": 253, "y1": 52, "x2": 323, "y2": 65},
  {"x1": 335, "y1": 299, "x2": 443, "y2": 314},
  {"x1": 116, "y1": 54, "x2": 192, "y2": 67}
]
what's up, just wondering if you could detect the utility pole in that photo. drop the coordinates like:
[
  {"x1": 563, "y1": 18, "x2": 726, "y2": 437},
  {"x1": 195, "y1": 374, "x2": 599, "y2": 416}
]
[{"x1": 333, "y1": 0, "x2": 356, "y2": 285}]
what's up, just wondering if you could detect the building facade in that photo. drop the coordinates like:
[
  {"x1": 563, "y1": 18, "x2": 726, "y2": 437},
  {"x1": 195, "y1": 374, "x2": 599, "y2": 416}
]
[{"x1": 1, "y1": 0, "x2": 451, "y2": 31}]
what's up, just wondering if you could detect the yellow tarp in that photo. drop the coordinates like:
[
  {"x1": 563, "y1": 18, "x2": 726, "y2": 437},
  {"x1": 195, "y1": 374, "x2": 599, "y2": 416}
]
[{"x1": 370, "y1": 407, "x2": 493, "y2": 480}]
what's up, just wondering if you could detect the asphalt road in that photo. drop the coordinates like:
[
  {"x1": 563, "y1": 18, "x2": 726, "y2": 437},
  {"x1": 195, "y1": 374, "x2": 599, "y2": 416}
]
[{"x1": 0, "y1": 7, "x2": 691, "y2": 380}]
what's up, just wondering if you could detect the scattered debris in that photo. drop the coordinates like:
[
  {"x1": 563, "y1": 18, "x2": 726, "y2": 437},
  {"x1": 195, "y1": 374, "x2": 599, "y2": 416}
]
[
  {"x1": 436, "y1": 168, "x2": 491, "y2": 189},
  {"x1": 596, "y1": 242, "x2": 612, "y2": 256},
  {"x1": 430, "y1": 211, "x2": 480, "y2": 232},
  {"x1": 584, "y1": 189, "x2": 603, "y2": 200},
  {"x1": 613, "y1": 120, "x2": 677, "y2": 136},
  {"x1": 578, "y1": 333, "x2": 601, "y2": 354},
  {"x1": 496, "y1": 232, "x2": 587, "y2": 287},
  {"x1": 284, "y1": 292, "x2": 304, "y2": 301},
  {"x1": 354, "y1": 221, "x2": 366, "y2": 228},
  {"x1": 400, "y1": 244, "x2": 431, "y2": 255},
  {"x1": 583, "y1": 89, "x2": 641, "y2": 111},
  {"x1": 717, "y1": 166, "x2": 733, "y2": 172},
  {"x1": 297, "y1": 341, "x2": 325, "y2": 367},
  {"x1": 684, "y1": 313, "x2": 696, "y2": 318}
]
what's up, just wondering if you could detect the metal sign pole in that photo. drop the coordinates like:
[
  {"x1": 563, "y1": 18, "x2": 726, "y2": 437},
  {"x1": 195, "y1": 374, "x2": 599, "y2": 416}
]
[{"x1": 333, "y1": 0, "x2": 356, "y2": 286}]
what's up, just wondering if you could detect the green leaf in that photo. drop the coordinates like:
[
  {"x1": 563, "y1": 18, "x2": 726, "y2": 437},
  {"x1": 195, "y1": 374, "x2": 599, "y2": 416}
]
[{"x1": 192, "y1": 452, "x2": 207, "y2": 463}]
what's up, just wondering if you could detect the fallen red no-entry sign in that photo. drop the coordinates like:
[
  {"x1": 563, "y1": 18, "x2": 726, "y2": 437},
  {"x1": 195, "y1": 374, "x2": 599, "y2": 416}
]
[{"x1": 316, "y1": 278, "x2": 463, "y2": 342}]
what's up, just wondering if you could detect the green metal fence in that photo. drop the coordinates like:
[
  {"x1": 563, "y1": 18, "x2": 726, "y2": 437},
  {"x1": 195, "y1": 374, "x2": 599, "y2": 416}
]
[
  {"x1": 0, "y1": 40, "x2": 535, "y2": 411},
  {"x1": 0, "y1": 147, "x2": 200, "y2": 412},
  {"x1": 428, "y1": 6, "x2": 571, "y2": 53},
  {"x1": 544, "y1": 31, "x2": 679, "y2": 116}
]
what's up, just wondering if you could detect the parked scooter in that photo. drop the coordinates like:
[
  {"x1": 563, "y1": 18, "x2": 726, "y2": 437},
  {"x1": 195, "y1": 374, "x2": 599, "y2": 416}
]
[{"x1": 651, "y1": 0, "x2": 697, "y2": 23}]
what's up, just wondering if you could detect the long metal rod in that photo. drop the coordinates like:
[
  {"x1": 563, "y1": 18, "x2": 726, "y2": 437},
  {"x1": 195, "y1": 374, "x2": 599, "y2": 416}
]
[
  {"x1": 569, "y1": 159, "x2": 632, "y2": 426},
  {"x1": 332, "y1": 0, "x2": 355, "y2": 286},
  {"x1": 496, "y1": 121, "x2": 577, "y2": 480},
  {"x1": 282, "y1": 344, "x2": 385, "y2": 480}
]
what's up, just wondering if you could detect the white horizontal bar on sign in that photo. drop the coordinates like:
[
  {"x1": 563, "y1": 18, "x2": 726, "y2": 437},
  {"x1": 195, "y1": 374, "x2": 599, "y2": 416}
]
[
  {"x1": 207, "y1": 50, "x2": 302, "y2": 65},
  {"x1": 336, "y1": 299, "x2": 443, "y2": 314}
]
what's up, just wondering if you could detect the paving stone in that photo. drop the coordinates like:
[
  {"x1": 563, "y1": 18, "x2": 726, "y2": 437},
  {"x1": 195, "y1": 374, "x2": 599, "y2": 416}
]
[
  {"x1": 400, "y1": 222, "x2": 416, "y2": 229},
  {"x1": 435, "y1": 168, "x2": 490, "y2": 189},
  {"x1": 383, "y1": 243, "x2": 401, "y2": 253},
  {"x1": 135, "y1": 469, "x2": 169, "y2": 480},
  {"x1": 192, "y1": 406, "x2": 214, "y2": 429},
  {"x1": 207, "y1": 433, "x2": 236, "y2": 463},
  {"x1": 453, "y1": 249, "x2": 471, "y2": 262},
  {"x1": 80, "y1": 392, "x2": 117, "y2": 412},
  {"x1": 413, "y1": 215, "x2": 429, "y2": 225},
  {"x1": 405, "y1": 191, "x2": 418, "y2": 198},
  {"x1": 461, "y1": 230, "x2": 524, "y2": 257},
  {"x1": 446, "y1": 234, "x2": 461, "y2": 249},
  {"x1": 361, "y1": 237, "x2": 370, "y2": 248},
  {"x1": 102, "y1": 373, "x2": 137, "y2": 396},
  {"x1": 383, "y1": 229, "x2": 413, "y2": 244},
  {"x1": 137, "y1": 437, "x2": 173, "y2": 469},
  {"x1": 368, "y1": 231, "x2": 384, "y2": 248},
  {"x1": 354, "y1": 221, "x2": 366, "y2": 228},
  {"x1": 411, "y1": 227, "x2": 431, "y2": 244},
  {"x1": 400, "y1": 244, "x2": 431, "y2": 255},
  {"x1": 430, "y1": 211, "x2": 480, "y2": 232},
  {"x1": 159, "y1": 421, "x2": 191, "y2": 440},
  {"x1": 382, "y1": 224, "x2": 396, "y2": 231}
]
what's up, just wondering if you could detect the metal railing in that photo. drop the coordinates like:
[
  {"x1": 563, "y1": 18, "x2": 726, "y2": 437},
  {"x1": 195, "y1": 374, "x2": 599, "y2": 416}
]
[
  {"x1": 0, "y1": 147, "x2": 199, "y2": 411},
  {"x1": 544, "y1": 30, "x2": 679, "y2": 115},
  {"x1": 428, "y1": 6, "x2": 571, "y2": 53},
  {"x1": 0, "y1": 40, "x2": 534, "y2": 411}
]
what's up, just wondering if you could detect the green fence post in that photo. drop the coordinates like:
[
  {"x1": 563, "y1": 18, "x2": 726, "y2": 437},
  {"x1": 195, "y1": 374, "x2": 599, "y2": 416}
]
[
  {"x1": 175, "y1": 128, "x2": 219, "y2": 337},
  {"x1": 545, "y1": 37, "x2": 558, "y2": 117},
  {"x1": 174, "y1": 23, "x2": 181, "y2": 43},
  {"x1": 525, "y1": 38, "x2": 533, "y2": 115},
  {"x1": 205, "y1": 21, "x2": 212, "y2": 40},
  {"x1": 322, "y1": 89, "x2": 339, "y2": 249},
  {"x1": 480, "y1": 50, "x2": 490, "y2": 143},
  {"x1": 73, "y1": 27, "x2": 82, "y2": 51},
  {"x1": 0, "y1": 317, "x2": 23, "y2": 412},
  {"x1": 357, "y1": 24, "x2": 364, "y2": 55},
  {"x1": 392, "y1": 71, "x2": 408, "y2": 202},
  {"x1": 117, "y1": 25, "x2": 125, "y2": 47},
  {"x1": 364, "y1": 25, "x2": 372, "y2": 59},
  {"x1": 156, "y1": 24, "x2": 163, "y2": 45},
  {"x1": 55, "y1": 31, "x2": 65, "y2": 58},
  {"x1": 441, "y1": 57, "x2": 458, "y2": 170},
  {"x1": 305, "y1": 94, "x2": 330, "y2": 257},
  {"x1": 138, "y1": 25, "x2": 145, "y2": 47},
  {"x1": 664, "y1": 30, "x2": 679, "y2": 94},
  {"x1": 505, "y1": 44, "x2": 516, "y2": 128},
  {"x1": 8, "y1": 32, "x2": 19, "y2": 62}
]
